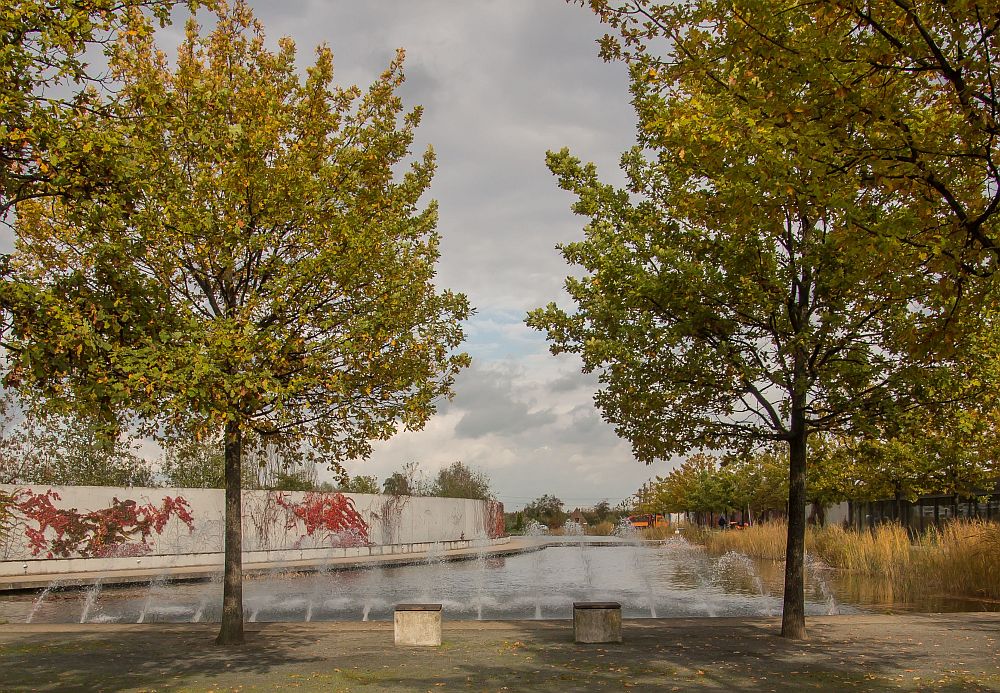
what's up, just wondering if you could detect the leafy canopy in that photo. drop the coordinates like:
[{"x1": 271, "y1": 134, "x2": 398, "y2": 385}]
[
  {"x1": 531, "y1": 0, "x2": 1000, "y2": 462},
  {"x1": 0, "y1": 1, "x2": 198, "y2": 219},
  {"x1": 588, "y1": 0, "x2": 1000, "y2": 276},
  {"x1": 432, "y1": 461, "x2": 493, "y2": 500},
  {"x1": 8, "y1": 4, "x2": 471, "y2": 464}
]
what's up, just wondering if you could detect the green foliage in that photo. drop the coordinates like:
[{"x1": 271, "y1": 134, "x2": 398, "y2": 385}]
[
  {"x1": 4, "y1": 2, "x2": 469, "y2": 644},
  {"x1": 810, "y1": 427, "x2": 1000, "y2": 505},
  {"x1": 381, "y1": 472, "x2": 412, "y2": 496},
  {"x1": 587, "y1": 0, "x2": 1000, "y2": 273},
  {"x1": 646, "y1": 431, "x2": 999, "y2": 519},
  {"x1": 160, "y1": 434, "x2": 320, "y2": 491},
  {"x1": 431, "y1": 461, "x2": 492, "y2": 500},
  {"x1": 639, "y1": 450, "x2": 794, "y2": 518},
  {"x1": 503, "y1": 510, "x2": 525, "y2": 534},
  {"x1": 585, "y1": 499, "x2": 616, "y2": 525},
  {"x1": 6, "y1": 2, "x2": 471, "y2": 457},
  {"x1": 381, "y1": 461, "x2": 432, "y2": 496},
  {"x1": 338, "y1": 474, "x2": 380, "y2": 495},
  {"x1": 521, "y1": 494, "x2": 566, "y2": 529},
  {"x1": 638, "y1": 453, "x2": 732, "y2": 515},
  {"x1": 531, "y1": 0, "x2": 1000, "y2": 461},
  {"x1": 0, "y1": 0, "x2": 192, "y2": 219},
  {"x1": 0, "y1": 395, "x2": 152, "y2": 487},
  {"x1": 266, "y1": 471, "x2": 317, "y2": 492},
  {"x1": 378, "y1": 461, "x2": 492, "y2": 499},
  {"x1": 534, "y1": 0, "x2": 1000, "y2": 637},
  {"x1": 159, "y1": 435, "x2": 226, "y2": 489}
]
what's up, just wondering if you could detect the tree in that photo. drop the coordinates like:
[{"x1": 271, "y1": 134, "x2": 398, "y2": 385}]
[
  {"x1": 338, "y1": 474, "x2": 380, "y2": 495},
  {"x1": 382, "y1": 461, "x2": 431, "y2": 497},
  {"x1": 0, "y1": 393, "x2": 152, "y2": 487},
  {"x1": 7, "y1": 3, "x2": 469, "y2": 645},
  {"x1": 382, "y1": 471, "x2": 412, "y2": 497},
  {"x1": 529, "y1": 1, "x2": 1000, "y2": 638},
  {"x1": 522, "y1": 494, "x2": 566, "y2": 529},
  {"x1": 0, "y1": 1, "x2": 195, "y2": 219},
  {"x1": 431, "y1": 461, "x2": 492, "y2": 500},
  {"x1": 642, "y1": 454, "x2": 728, "y2": 522},
  {"x1": 504, "y1": 510, "x2": 525, "y2": 534},
  {"x1": 586, "y1": 0, "x2": 1000, "y2": 284},
  {"x1": 810, "y1": 406, "x2": 1000, "y2": 522},
  {"x1": 160, "y1": 435, "x2": 227, "y2": 489},
  {"x1": 588, "y1": 499, "x2": 613, "y2": 524},
  {"x1": 18, "y1": 414, "x2": 152, "y2": 487},
  {"x1": 162, "y1": 431, "x2": 323, "y2": 491},
  {"x1": 1, "y1": 3, "x2": 215, "y2": 448},
  {"x1": 640, "y1": 450, "x2": 792, "y2": 525}
]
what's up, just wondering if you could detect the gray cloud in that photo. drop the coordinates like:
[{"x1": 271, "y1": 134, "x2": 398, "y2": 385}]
[
  {"x1": 548, "y1": 370, "x2": 595, "y2": 394},
  {"x1": 450, "y1": 364, "x2": 557, "y2": 439}
]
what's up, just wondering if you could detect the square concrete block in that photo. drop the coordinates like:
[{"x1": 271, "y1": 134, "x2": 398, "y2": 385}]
[
  {"x1": 573, "y1": 601, "x2": 622, "y2": 643},
  {"x1": 394, "y1": 603, "x2": 442, "y2": 646}
]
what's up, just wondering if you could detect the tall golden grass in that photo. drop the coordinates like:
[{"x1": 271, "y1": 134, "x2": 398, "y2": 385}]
[
  {"x1": 813, "y1": 523, "x2": 912, "y2": 582},
  {"x1": 587, "y1": 520, "x2": 616, "y2": 536},
  {"x1": 702, "y1": 522, "x2": 788, "y2": 561},
  {"x1": 640, "y1": 526, "x2": 676, "y2": 540},
  {"x1": 919, "y1": 520, "x2": 1000, "y2": 600},
  {"x1": 688, "y1": 519, "x2": 1000, "y2": 601}
]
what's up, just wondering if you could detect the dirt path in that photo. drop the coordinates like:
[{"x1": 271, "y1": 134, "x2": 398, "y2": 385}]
[{"x1": 1, "y1": 613, "x2": 998, "y2": 692}]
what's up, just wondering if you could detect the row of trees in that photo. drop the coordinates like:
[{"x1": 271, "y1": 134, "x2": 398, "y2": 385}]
[
  {"x1": 634, "y1": 452, "x2": 787, "y2": 524},
  {"x1": 0, "y1": 400, "x2": 321, "y2": 491},
  {"x1": 0, "y1": 405, "x2": 491, "y2": 500},
  {"x1": 0, "y1": 406, "x2": 154, "y2": 488},
  {"x1": 505, "y1": 495, "x2": 625, "y2": 532},
  {"x1": 1, "y1": 0, "x2": 469, "y2": 645},
  {"x1": 380, "y1": 460, "x2": 493, "y2": 500},
  {"x1": 528, "y1": 0, "x2": 1000, "y2": 639},
  {"x1": 635, "y1": 437, "x2": 999, "y2": 526}
]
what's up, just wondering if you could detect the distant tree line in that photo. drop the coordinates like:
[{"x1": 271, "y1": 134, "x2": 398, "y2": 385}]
[
  {"x1": 504, "y1": 495, "x2": 626, "y2": 534},
  {"x1": 379, "y1": 460, "x2": 493, "y2": 500},
  {"x1": 0, "y1": 406, "x2": 493, "y2": 500},
  {"x1": 634, "y1": 435, "x2": 998, "y2": 527}
]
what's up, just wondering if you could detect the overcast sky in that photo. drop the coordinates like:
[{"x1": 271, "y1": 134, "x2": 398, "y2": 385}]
[{"x1": 165, "y1": 0, "x2": 674, "y2": 511}]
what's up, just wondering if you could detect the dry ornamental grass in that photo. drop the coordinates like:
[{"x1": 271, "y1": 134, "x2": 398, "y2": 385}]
[{"x1": 688, "y1": 519, "x2": 1000, "y2": 601}]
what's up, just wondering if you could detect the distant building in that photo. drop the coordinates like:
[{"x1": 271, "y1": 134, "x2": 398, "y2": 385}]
[
  {"x1": 568, "y1": 509, "x2": 588, "y2": 526},
  {"x1": 848, "y1": 483, "x2": 1000, "y2": 532}
]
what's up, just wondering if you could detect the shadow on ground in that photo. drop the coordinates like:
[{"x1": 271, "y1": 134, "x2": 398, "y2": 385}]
[
  {"x1": 0, "y1": 623, "x2": 330, "y2": 691},
  {"x1": 1, "y1": 614, "x2": 998, "y2": 691}
]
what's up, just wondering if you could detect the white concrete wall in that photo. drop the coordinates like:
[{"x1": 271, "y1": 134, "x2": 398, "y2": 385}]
[
  {"x1": 0, "y1": 484, "x2": 502, "y2": 573},
  {"x1": 825, "y1": 501, "x2": 849, "y2": 526}
]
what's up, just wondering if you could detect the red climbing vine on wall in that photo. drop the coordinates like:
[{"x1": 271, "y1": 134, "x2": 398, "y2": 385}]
[
  {"x1": 486, "y1": 499, "x2": 505, "y2": 539},
  {"x1": 7, "y1": 489, "x2": 195, "y2": 559},
  {"x1": 275, "y1": 491, "x2": 369, "y2": 548}
]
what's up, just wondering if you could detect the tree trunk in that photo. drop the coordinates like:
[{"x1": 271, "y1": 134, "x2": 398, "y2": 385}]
[
  {"x1": 216, "y1": 420, "x2": 244, "y2": 645},
  {"x1": 781, "y1": 417, "x2": 808, "y2": 640},
  {"x1": 894, "y1": 487, "x2": 905, "y2": 527}
]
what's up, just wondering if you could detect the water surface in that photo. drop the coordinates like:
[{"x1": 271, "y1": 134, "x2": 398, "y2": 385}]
[{"x1": 3, "y1": 540, "x2": 995, "y2": 624}]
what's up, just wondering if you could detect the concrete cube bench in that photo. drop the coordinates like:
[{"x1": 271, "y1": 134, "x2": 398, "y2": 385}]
[
  {"x1": 394, "y1": 603, "x2": 442, "y2": 646},
  {"x1": 573, "y1": 601, "x2": 622, "y2": 643}
]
